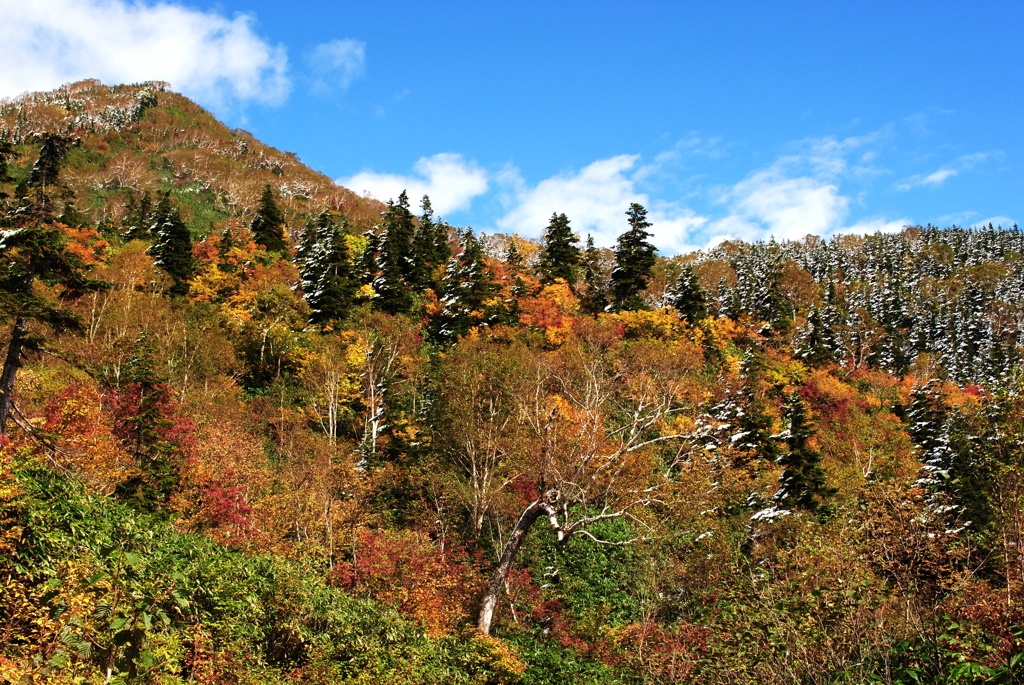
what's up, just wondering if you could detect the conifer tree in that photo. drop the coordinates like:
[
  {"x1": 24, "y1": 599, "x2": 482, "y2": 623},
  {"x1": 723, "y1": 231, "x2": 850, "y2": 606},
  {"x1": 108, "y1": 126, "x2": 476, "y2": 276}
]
[
  {"x1": 149, "y1": 194, "x2": 196, "y2": 297},
  {"x1": 249, "y1": 184, "x2": 288, "y2": 253},
  {"x1": 0, "y1": 141, "x2": 14, "y2": 198},
  {"x1": 665, "y1": 263, "x2": 708, "y2": 323},
  {"x1": 794, "y1": 306, "x2": 837, "y2": 367},
  {"x1": 29, "y1": 133, "x2": 73, "y2": 189},
  {"x1": 580, "y1": 234, "x2": 609, "y2": 315},
  {"x1": 434, "y1": 230, "x2": 499, "y2": 340},
  {"x1": 302, "y1": 210, "x2": 358, "y2": 325},
  {"x1": 771, "y1": 393, "x2": 834, "y2": 513},
  {"x1": 0, "y1": 225, "x2": 107, "y2": 433},
  {"x1": 123, "y1": 191, "x2": 154, "y2": 241},
  {"x1": 610, "y1": 203, "x2": 657, "y2": 311},
  {"x1": 537, "y1": 212, "x2": 581, "y2": 287},
  {"x1": 410, "y1": 195, "x2": 452, "y2": 291},
  {"x1": 373, "y1": 191, "x2": 417, "y2": 315}
]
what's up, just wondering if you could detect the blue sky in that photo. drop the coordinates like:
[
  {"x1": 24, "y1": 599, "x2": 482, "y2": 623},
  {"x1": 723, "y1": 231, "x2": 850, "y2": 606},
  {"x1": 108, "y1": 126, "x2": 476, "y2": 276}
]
[{"x1": 3, "y1": 0, "x2": 1022, "y2": 252}]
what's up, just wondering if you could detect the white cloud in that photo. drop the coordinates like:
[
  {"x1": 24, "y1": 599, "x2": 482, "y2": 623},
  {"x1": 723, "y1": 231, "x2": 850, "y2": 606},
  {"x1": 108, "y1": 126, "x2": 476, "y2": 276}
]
[
  {"x1": 0, "y1": 0, "x2": 289, "y2": 109},
  {"x1": 719, "y1": 171, "x2": 849, "y2": 241},
  {"x1": 494, "y1": 155, "x2": 707, "y2": 252},
  {"x1": 971, "y1": 216, "x2": 1017, "y2": 229},
  {"x1": 339, "y1": 153, "x2": 488, "y2": 216},
  {"x1": 895, "y1": 151, "x2": 995, "y2": 191},
  {"x1": 306, "y1": 39, "x2": 365, "y2": 90}
]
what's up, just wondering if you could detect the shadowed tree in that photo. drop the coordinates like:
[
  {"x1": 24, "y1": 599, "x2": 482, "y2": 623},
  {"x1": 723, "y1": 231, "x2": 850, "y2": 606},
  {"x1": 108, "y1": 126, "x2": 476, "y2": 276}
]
[
  {"x1": 537, "y1": 212, "x2": 581, "y2": 288},
  {"x1": 0, "y1": 225, "x2": 107, "y2": 433},
  {"x1": 610, "y1": 203, "x2": 657, "y2": 311},
  {"x1": 148, "y1": 194, "x2": 196, "y2": 297},
  {"x1": 250, "y1": 184, "x2": 288, "y2": 253},
  {"x1": 664, "y1": 263, "x2": 708, "y2": 324}
]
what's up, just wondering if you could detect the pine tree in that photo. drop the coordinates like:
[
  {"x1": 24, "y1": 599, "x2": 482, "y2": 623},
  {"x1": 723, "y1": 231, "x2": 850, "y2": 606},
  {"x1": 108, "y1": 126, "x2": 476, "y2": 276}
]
[
  {"x1": 249, "y1": 184, "x2": 288, "y2": 253},
  {"x1": 0, "y1": 225, "x2": 107, "y2": 432},
  {"x1": 149, "y1": 194, "x2": 197, "y2": 297},
  {"x1": 373, "y1": 190, "x2": 417, "y2": 315},
  {"x1": 537, "y1": 212, "x2": 581, "y2": 288},
  {"x1": 302, "y1": 210, "x2": 358, "y2": 325},
  {"x1": 771, "y1": 393, "x2": 834, "y2": 513},
  {"x1": 665, "y1": 263, "x2": 708, "y2": 323},
  {"x1": 610, "y1": 203, "x2": 657, "y2": 311}
]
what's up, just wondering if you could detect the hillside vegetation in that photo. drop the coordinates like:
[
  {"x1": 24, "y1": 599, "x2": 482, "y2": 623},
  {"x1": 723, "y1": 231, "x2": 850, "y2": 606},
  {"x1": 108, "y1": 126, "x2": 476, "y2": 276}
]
[{"x1": 0, "y1": 82, "x2": 1022, "y2": 684}]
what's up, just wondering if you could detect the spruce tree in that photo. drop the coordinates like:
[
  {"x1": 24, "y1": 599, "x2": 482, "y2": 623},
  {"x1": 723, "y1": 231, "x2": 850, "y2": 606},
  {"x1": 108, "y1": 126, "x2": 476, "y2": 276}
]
[
  {"x1": 410, "y1": 194, "x2": 452, "y2": 291},
  {"x1": 29, "y1": 133, "x2": 73, "y2": 189},
  {"x1": 373, "y1": 191, "x2": 417, "y2": 315},
  {"x1": 0, "y1": 141, "x2": 14, "y2": 198},
  {"x1": 537, "y1": 212, "x2": 581, "y2": 287},
  {"x1": 771, "y1": 393, "x2": 834, "y2": 513},
  {"x1": 793, "y1": 306, "x2": 837, "y2": 367},
  {"x1": 149, "y1": 194, "x2": 197, "y2": 297},
  {"x1": 665, "y1": 263, "x2": 708, "y2": 324},
  {"x1": 123, "y1": 190, "x2": 154, "y2": 242},
  {"x1": 434, "y1": 230, "x2": 499, "y2": 340},
  {"x1": 580, "y1": 235, "x2": 609, "y2": 315},
  {"x1": 249, "y1": 184, "x2": 288, "y2": 253},
  {"x1": 610, "y1": 203, "x2": 657, "y2": 311},
  {"x1": 302, "y1": 210, "x2": 357, "y2": 325}
]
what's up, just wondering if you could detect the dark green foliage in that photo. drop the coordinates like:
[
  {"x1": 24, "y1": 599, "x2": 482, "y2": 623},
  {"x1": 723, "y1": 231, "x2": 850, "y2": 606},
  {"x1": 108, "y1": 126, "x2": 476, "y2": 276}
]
[
  {"x1": 0, "y1": 140, "x2": 14, "y2": 196},
  {"x1": 434, "y1": 230, "x2": 500, "y2": 341},
  {"x1": 537, "y1": 212, "x2": 581, "y2": 288},
  {"x1": 410, "y1": 194, "x2": 453, "y2": 292},
  {"x1": 794, "y1": 306, "x2": 836, "y2": 367},
  {"x1": 580, "y1": 235, "x2": 609, "y2": 315},
  {"x1": 665, "y1": 263, "x2": 708, "y2": 323},
  {"x1": 249, "y1": 184, "x2": 288, "y2": 252},
  {"x1": 771, "y1": 392, "x2": 834, "y2": 513},
  {"x1": 301, "y1": 210, "x2": 358, "y2": 325},
  {"x1": 148, "y1": 194, "x2": 197, "y2": 296},
  {"x1": 29, "y1": 133, "x2": 74, "y2": 188},
  {"x1": 373, "y1": 190, "x2": 418, "y2": 315},
  {"x1": 0, "y1": 224, "x2": 108, "y2": 432},
  {"x1": 122, "y1": 190, "x2": 154, "y2": 241},
  {"x1": 610, "y1": 204, "x2": 657, "y2": 311}
]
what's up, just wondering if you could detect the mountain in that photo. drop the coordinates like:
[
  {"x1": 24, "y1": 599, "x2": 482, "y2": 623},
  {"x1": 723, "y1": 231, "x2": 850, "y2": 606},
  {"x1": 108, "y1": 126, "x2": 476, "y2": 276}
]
[{"x1": 0, "y1": 82, "x2": 1022, "y2": 684}]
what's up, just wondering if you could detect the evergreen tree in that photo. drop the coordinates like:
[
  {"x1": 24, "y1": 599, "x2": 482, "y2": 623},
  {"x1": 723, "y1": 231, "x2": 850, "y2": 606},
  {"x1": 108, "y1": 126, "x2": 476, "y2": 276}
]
[
  {"x1": 610, "y1": 203, "x2": 657, "y2": 311},
  {"x1": 664, "y1": 263, "x2": 708, "y2": 323},
  {"x1": 0, "y1": 141, "x2": 14, "y2": 198},
  {"x1": 537, "y1": 212, "x2": 581, "y2": 287},
  {"x1": 434, "y1": 230, "x2": 499, "y2": 341},
  {"x1": 794, "y1": 306, "x2": 837, "y2": 367},
  {"x1": 302, "y1": 210, "x2": 358, "y2": 325},
  {"x1": 149, "y1": 194, "x2": 196, "y2": 297},
  {"x1": 249, "y1": 184, "x2": 288, "y2": 253},
  {"x1": 771, "y1": 393, "x2": 834, "y2": 513},
  {"x1": 580, "y1": 235, "x2": 608, "y2": 315},
  {"x1": 373, "y1": 191, "x2": 417, "y2": 315},
  {"x1": 29, "y1": 133, "x2": 73, "y2": 189},
  {"x1": 410, "y1": 195, "x2": 452, "y2": 291},
  {"x1": 734, "y1": 349, "x2": 781, "y2": 465},
  {"x1": 123, "y1": 191, "x2": 154, "y2": 242},
  {"x1": 0, "y1": 225, "x2": 107, "y2": 432}
]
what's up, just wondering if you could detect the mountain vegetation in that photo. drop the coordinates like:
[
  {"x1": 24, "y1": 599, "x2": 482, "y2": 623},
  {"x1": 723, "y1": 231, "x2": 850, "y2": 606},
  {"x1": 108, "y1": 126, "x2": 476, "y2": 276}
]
[{"x1": 0, "y1": 80, "x2": 1022, "y2": 684}]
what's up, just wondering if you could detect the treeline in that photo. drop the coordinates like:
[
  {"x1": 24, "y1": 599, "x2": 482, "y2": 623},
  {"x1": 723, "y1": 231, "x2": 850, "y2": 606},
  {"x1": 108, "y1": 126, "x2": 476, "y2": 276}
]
[{"x1": 0, "y1": 83, "x2": 1022, "y2": 684}]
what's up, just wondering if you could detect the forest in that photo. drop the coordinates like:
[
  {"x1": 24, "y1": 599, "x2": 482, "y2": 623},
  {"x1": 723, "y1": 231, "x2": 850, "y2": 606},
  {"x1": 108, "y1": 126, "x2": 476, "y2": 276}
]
[{"x1": 0, "y1": 80, "x2": 1021, "y2": 684}]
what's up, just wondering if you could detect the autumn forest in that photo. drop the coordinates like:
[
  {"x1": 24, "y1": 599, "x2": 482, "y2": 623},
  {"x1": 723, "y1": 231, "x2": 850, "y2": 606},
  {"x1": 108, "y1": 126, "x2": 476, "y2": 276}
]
[{"x1": 0, "y1": 81, "x2": 1022, "y2": 684}]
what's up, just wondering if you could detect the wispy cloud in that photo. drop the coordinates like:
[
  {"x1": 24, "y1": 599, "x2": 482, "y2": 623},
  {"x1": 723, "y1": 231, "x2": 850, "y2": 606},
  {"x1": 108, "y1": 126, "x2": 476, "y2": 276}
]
[
  {"x1": 0, "y1": 0, "x2": 290, "y2": 110},
  {"x1": 895, "y1": 152, "x2": 995, "y2": 191},
  {"x1": 306, "y1": 39, "x2": 366, "y2": 91},
  {"x1": 338, "y1": 153, "x2": 488, "y2": 216}
]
